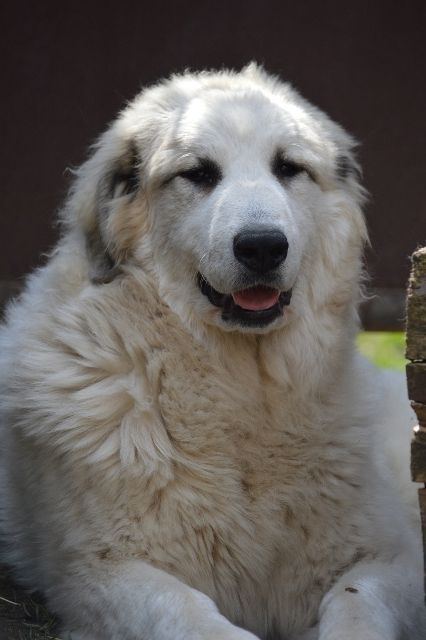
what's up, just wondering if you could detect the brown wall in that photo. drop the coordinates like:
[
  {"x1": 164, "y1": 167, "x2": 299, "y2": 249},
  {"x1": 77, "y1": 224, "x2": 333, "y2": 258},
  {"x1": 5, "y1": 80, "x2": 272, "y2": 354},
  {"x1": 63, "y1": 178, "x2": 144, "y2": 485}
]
[{"x1": 2, "y1": 1, "x2": 426, "y2": 289}]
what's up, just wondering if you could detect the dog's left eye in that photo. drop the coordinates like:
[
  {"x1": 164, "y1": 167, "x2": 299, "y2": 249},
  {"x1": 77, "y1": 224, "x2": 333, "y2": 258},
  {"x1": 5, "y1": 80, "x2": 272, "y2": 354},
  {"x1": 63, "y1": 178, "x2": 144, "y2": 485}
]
[
  {"x1": 272, "y1": 155, "x2": 305, "y2": 181},
  {"x1": 179, "y1": 159, "x2": 222, "y2": 188}
]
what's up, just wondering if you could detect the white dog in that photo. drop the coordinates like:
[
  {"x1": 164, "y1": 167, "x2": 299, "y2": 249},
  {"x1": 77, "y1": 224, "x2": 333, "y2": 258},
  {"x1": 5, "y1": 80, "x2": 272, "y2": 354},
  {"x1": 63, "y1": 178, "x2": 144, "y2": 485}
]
[{"x1": 0, "y1": 64, "x2": 424, "y2": 640}]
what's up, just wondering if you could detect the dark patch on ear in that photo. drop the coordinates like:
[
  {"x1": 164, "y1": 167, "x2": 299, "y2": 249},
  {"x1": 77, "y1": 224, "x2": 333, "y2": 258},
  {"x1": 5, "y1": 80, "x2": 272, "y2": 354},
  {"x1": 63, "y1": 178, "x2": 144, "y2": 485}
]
[
  {"x1": 336, "y1": 154, "x2": 362, "y2": 182},
  {"x1": 88, "y1": 142, "x2": 141, "y2": 284},
  {"x1": 109, "y1": 143, "x2": 140, "y2": 198},
  {"x1": 86, "y1": 225, "x2": 122, "y2": 284}
]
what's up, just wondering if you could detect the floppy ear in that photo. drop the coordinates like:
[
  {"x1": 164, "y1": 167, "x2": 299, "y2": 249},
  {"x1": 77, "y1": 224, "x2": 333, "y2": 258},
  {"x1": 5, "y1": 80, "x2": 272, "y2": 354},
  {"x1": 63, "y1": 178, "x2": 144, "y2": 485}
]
[
  {"x1": 335, "y1": 151, "x2": 367, "y2": 207},
  {"x1": 336, "y1": 153, "x2": 362, "y2": 182},
  {"x1": 64, "y1": 129, "x2": 144, "y2": 284},
  {"x1": 89, "y1": 141, "x2": 141, "y2": 283}
]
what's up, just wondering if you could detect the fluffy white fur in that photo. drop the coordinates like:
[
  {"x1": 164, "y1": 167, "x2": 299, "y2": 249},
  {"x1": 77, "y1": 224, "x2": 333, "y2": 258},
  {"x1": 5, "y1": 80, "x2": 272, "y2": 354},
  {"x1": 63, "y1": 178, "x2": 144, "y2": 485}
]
[{"x1": 0, "y1": 65, "x2": 424, "y2": 640}]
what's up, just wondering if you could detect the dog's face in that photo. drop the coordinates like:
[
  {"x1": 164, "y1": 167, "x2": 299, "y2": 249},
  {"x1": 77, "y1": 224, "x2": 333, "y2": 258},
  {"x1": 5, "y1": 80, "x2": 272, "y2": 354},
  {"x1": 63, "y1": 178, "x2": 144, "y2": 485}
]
[{"x1": 72, "y1": 66, "x2": 367, "y2": 335}]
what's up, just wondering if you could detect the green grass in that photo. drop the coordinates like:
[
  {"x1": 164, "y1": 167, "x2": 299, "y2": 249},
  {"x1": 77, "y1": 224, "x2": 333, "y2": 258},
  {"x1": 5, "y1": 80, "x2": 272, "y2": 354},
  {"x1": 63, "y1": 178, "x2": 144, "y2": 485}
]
[{"x1": 357, "y1": 332, "x2": 406, "y2": 371}]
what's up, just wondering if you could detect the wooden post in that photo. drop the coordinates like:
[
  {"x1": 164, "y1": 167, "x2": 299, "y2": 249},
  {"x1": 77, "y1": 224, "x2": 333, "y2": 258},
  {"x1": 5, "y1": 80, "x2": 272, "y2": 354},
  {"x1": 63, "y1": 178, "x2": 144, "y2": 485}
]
[{"x1": 407, "y1": 247, "x2": 426, "y2": 603}]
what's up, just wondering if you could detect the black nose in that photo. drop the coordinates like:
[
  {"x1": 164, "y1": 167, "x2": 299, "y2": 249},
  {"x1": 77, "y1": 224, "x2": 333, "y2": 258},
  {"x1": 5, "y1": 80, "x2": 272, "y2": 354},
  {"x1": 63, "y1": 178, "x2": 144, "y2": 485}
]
[{"x1": 233, "y1": 228, "x2": 289, "y2": 273}]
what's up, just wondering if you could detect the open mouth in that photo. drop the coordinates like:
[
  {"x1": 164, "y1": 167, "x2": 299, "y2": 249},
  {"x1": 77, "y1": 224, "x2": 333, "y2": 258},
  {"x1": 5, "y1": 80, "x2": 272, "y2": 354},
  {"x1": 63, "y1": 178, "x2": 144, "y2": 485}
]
[{"x1": 197, "y1": 273, "x2": 292, "y2": 327}]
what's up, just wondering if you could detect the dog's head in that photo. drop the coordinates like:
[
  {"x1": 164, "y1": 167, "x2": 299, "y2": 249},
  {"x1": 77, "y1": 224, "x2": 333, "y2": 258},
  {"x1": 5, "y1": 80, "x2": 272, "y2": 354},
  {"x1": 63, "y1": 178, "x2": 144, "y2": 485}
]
[{"x1": 66, "y1": 65, "x2": 367, "y2": 336}]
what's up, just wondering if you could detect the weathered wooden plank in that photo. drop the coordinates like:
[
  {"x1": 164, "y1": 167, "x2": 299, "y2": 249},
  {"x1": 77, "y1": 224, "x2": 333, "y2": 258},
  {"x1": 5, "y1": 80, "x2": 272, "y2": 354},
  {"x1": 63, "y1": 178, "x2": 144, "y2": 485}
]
[
  {"x1": 412, "y1": 402, "x2": 426, "y2": 430},
  {"x1": 406, "y1": 247, "x2": 426, "y2": 362},
  {"x1": 413, "y1": 423, "x2": 426, "y2": 444},
  {"x1": 407, "y1": 247, "x2": 426, "y2": 604},
  {"x1": 419, "y1": 489, "x2": 426, "y2": 604},
  {"x1": 407, "y1": 362, "x2": 426, "y2": 404},
  {"x1": 411, "y1": 439, "x2": 426, "y2": 482}
]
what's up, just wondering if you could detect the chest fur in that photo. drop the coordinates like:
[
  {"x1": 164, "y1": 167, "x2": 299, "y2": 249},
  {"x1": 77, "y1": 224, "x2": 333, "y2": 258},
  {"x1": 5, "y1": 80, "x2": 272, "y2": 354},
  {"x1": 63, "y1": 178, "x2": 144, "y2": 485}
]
[
  {"x1": 112, "y1": 341, "x2": 365, "y2": 613},
  {"x1": 8, "y1": 286, "x2": 369, "y2": 637}
]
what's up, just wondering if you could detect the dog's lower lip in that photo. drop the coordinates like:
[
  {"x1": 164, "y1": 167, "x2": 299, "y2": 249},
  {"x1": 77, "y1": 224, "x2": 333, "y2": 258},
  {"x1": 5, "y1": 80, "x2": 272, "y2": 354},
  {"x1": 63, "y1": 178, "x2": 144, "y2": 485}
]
[{"x1": 197, "y1": 273, "x2": 292, "y2": 327}]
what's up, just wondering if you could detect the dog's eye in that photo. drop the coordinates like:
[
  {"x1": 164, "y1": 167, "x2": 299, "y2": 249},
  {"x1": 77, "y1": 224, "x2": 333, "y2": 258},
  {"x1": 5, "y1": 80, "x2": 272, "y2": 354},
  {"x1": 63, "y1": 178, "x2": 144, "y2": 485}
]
[
  {"x1": 179, "y1": 159, "x2": 221, "y2": 188},
  {"x1": 272, "y1": 155, "x2": 305, "y2": 181}
]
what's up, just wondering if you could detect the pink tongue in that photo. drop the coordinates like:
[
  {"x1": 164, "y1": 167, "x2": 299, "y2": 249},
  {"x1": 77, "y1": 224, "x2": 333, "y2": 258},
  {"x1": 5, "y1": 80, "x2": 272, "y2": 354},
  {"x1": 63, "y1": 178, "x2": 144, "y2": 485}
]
[{"x1": 232, "y1": 286, "x2": 280, "y2": 311}]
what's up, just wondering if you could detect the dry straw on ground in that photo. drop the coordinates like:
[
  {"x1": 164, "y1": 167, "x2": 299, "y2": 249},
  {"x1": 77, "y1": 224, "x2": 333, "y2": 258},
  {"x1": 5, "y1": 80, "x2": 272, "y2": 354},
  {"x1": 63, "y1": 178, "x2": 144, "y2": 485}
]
[{"x1": 0, "y1": 567, "x2": 60, "y2": 640}]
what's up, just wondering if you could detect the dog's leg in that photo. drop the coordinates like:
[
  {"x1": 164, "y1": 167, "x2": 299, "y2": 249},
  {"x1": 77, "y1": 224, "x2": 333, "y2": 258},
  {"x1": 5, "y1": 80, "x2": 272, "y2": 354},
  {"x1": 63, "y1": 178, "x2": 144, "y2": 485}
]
[
  {"x1": 317, "y1": 554, "x2": 425, "y2": 640},
  {"x1": 51, "y1": 559, "x2": 259, "y2": 640}
]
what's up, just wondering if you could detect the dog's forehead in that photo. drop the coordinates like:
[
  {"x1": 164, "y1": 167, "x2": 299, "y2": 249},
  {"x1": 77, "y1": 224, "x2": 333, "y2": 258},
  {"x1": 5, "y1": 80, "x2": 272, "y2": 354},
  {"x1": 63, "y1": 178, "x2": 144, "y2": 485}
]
[
  {"x1": 126, "y1": 74, "x2": 350, "y2": 181},
  {"x1": 174, "y1": 88, "x2": 324, "y2": 157}
]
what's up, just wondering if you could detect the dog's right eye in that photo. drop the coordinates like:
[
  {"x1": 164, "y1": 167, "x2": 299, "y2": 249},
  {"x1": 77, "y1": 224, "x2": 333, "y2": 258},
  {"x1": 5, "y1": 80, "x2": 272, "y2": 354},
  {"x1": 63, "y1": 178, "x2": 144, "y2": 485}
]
[{"x1": 179, "y1": 159, "x2": 222, "y2": 189}]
